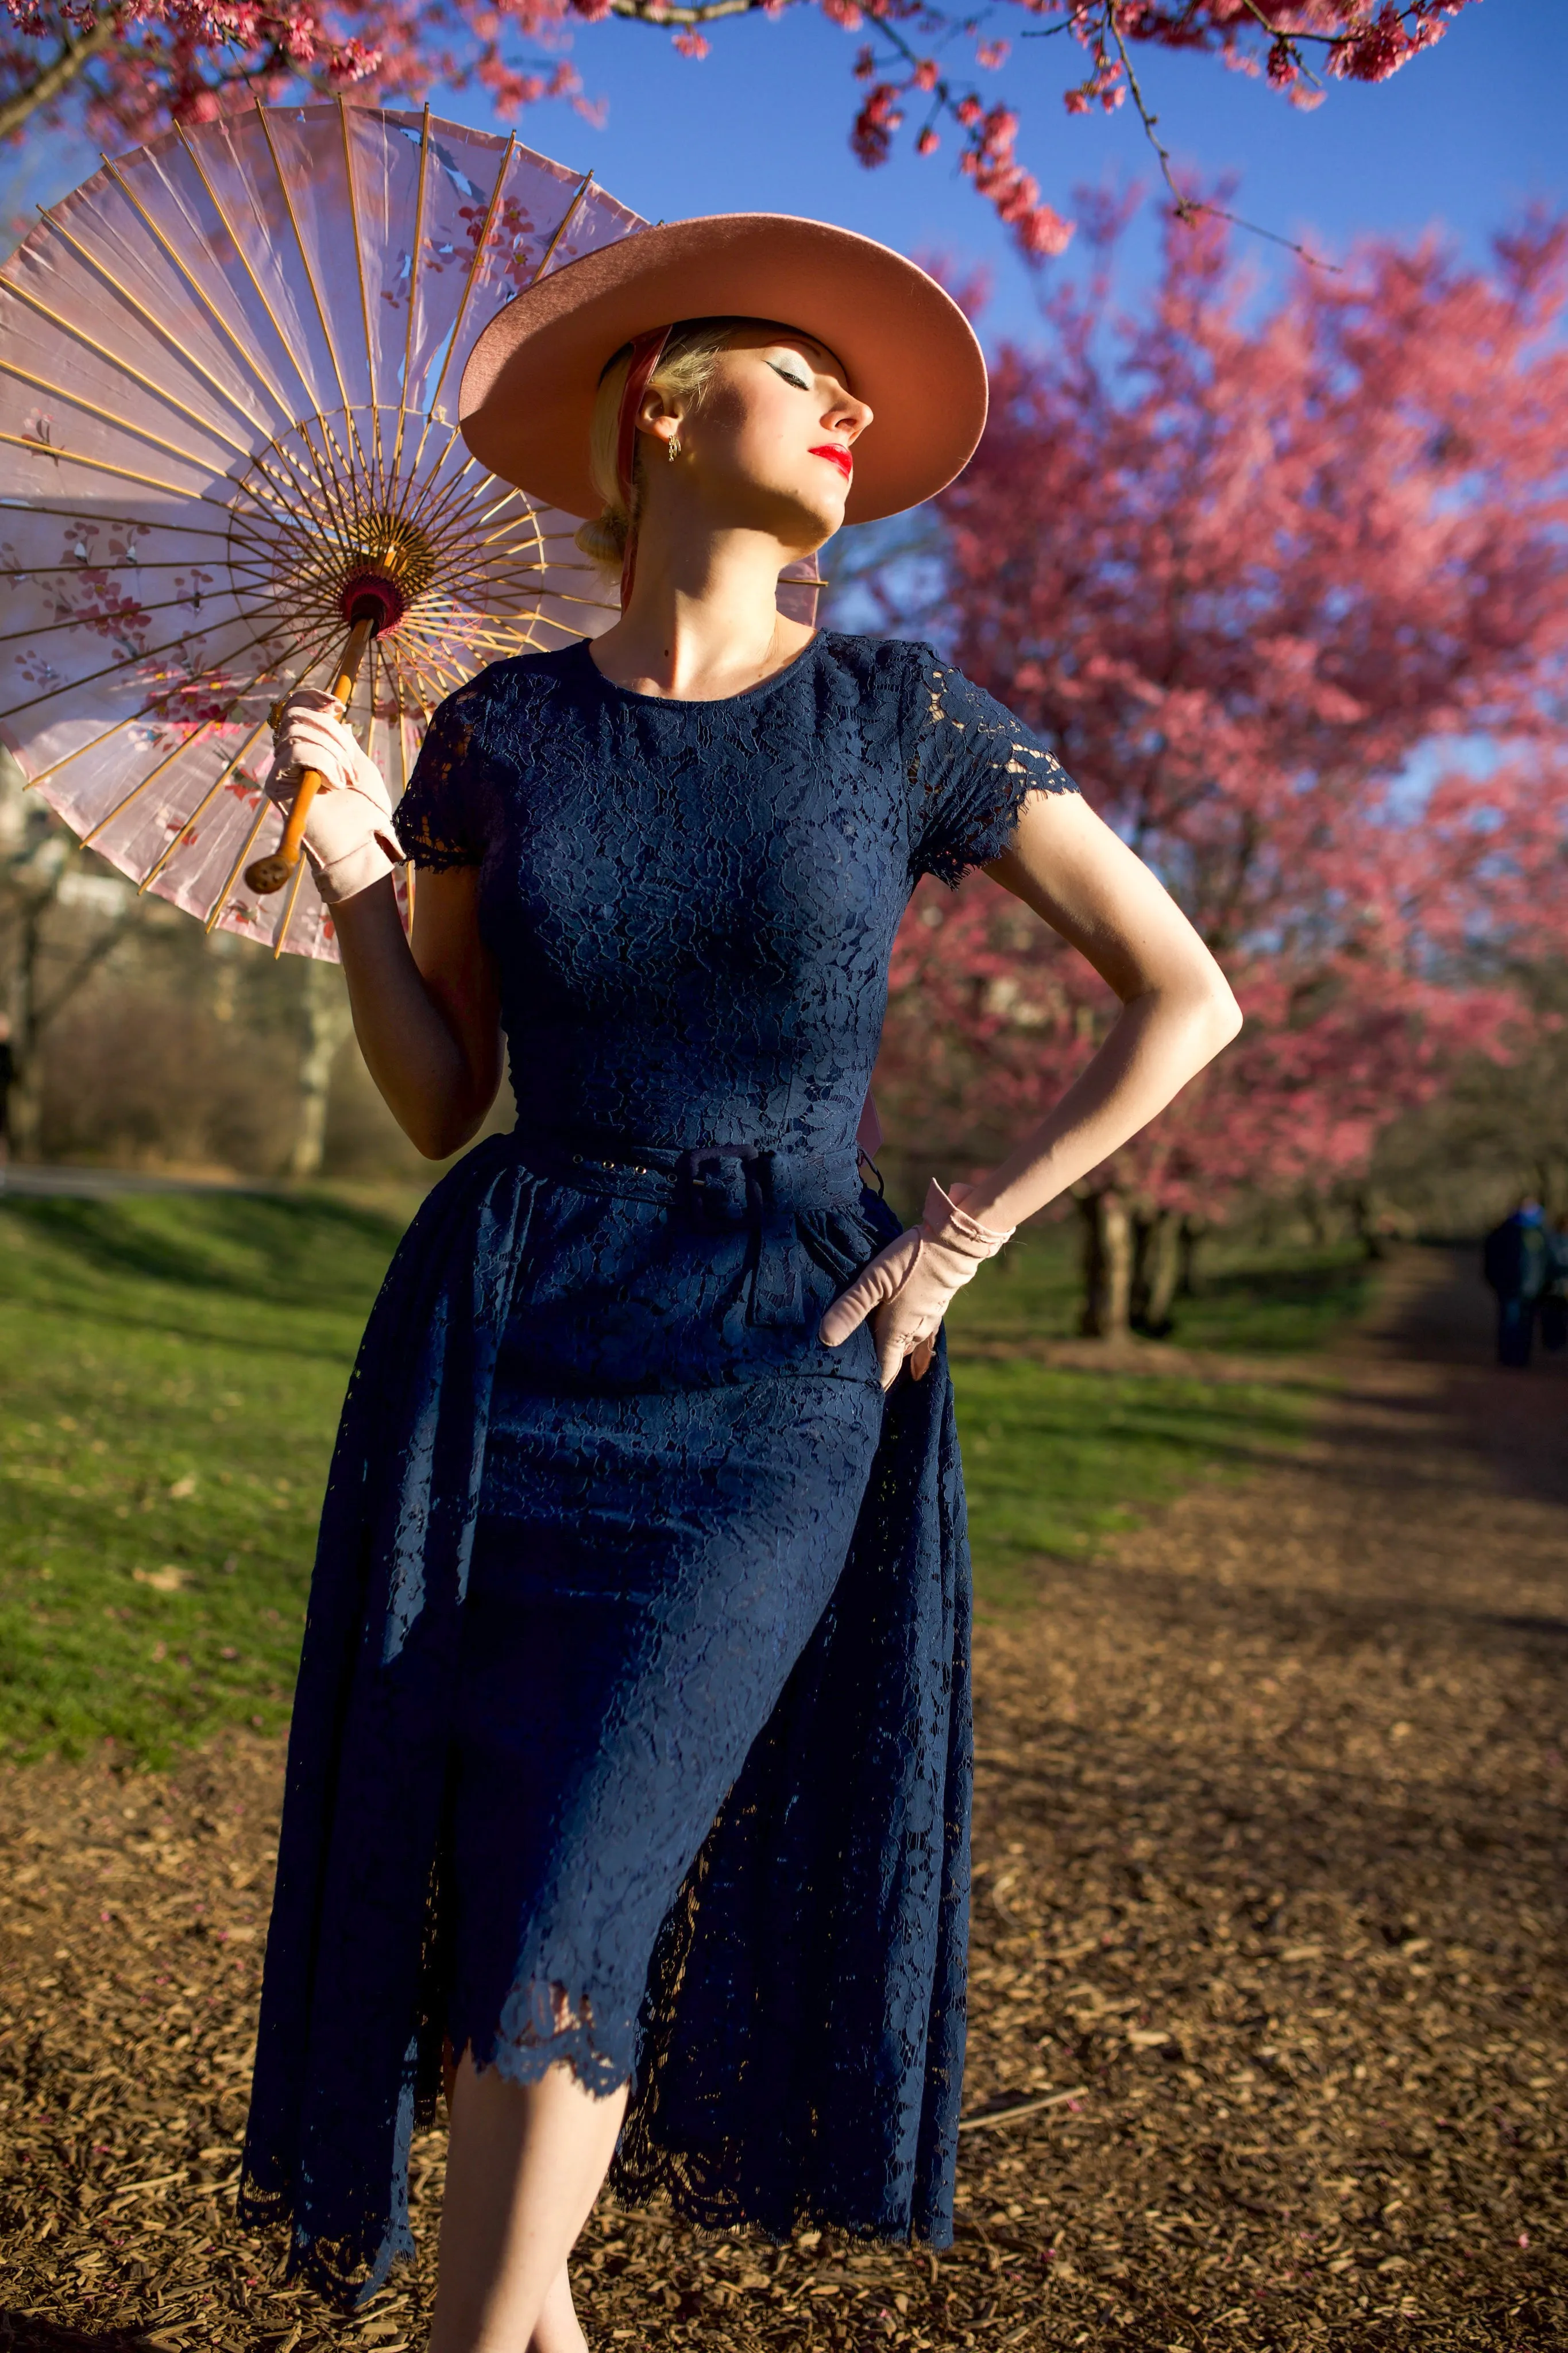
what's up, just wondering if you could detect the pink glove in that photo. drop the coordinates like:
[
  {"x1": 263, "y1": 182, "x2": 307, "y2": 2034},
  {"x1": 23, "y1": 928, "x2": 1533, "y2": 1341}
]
[
  {"x1": 820, "y1": 1179, "x2": 1014, "y2": 1389},
  {"x1": 266, "y1": 688, "x2": 403, "y2": 904}
]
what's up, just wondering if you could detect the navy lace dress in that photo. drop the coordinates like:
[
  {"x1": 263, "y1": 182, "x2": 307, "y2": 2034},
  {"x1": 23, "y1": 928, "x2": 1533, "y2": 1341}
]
[{"x1": 240, "y1": 631, "x2": 1075, "y2": 2302}]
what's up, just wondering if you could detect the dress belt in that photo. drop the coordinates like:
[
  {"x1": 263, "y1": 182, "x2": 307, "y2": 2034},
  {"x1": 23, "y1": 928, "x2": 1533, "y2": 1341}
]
[{"x1": 508, "y1": 1127, "x2": 867, "y2": 1326}]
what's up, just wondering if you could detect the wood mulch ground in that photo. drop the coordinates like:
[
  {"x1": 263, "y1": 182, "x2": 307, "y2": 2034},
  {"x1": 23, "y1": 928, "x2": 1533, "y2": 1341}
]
[{"x1": 2, "y1": 1247, "x2": 1564, "y2": 2352}]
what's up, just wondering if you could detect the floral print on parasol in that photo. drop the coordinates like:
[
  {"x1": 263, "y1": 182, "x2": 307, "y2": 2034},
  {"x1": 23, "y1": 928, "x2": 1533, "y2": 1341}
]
[{"x1": 0, "y1": 102, "x2": 642, "y2": 959}]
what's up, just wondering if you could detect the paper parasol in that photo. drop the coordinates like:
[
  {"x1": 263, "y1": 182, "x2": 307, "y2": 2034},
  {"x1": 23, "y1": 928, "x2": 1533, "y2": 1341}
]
[{"x1": 0, "y1": 103, "x2": 642, "y2": 960}]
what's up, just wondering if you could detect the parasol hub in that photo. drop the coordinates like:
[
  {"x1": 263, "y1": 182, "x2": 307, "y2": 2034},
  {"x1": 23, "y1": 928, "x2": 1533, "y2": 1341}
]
[
  {"x1": 342, "y1": 573, "x2": 406, "y2": 635},
  {"x1": 322, "y1": 510, "x2": 439, "y2": 638}
]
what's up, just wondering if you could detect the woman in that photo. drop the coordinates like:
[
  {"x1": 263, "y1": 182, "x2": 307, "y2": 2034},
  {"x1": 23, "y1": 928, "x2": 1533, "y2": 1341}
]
[{"x1": 240, "y1": 215, "x2": 1240, "y2": 2352}]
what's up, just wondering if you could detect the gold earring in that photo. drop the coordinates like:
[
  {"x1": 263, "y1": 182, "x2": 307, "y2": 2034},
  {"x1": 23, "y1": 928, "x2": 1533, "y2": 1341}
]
[{"x1": 667, "y1": 435, "x2": 681, "y2": 463}]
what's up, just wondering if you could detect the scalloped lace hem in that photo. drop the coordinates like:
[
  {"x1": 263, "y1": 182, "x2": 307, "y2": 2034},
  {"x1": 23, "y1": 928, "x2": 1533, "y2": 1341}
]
[{"x1": 458, "y1": 1976, "x2": 635, "y2": 2105}]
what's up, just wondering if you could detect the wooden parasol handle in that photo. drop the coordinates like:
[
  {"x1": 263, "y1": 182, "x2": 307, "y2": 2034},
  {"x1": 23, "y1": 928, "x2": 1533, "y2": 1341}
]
[{"x1": 245, "y1": 612, "x2": 378, "y2": 897}]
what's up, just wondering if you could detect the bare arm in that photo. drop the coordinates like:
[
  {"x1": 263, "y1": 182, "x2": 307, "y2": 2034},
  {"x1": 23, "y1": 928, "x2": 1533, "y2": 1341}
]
[
  {"x1": 331, "y1": 867, "x2": 504, "y2": 1160},
  {"x1": 821, "y1": 786, "x2": 1240, "y2": 1383},
  {"x1": 960, "y1": 789, "x2": 1241, "y2": 1229}
]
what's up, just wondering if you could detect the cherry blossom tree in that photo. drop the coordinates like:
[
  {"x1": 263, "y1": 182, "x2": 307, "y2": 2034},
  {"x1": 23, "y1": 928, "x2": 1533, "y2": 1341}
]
[
  {"x1": 872, "y1": 198, "x2": 1568, "y2": 1333},
  {"x1": 1, "y1": 2, "x2": 1481, "y2": 262}
]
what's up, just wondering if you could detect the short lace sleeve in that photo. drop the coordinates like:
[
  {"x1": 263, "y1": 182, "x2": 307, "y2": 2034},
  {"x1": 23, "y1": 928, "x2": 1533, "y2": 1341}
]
[
  {"x1": 395, "y1": 682, "x2": 491, "y2": 871},
  {"x1": 903, "y1": 648, "x2": 1077, "y2": 886}
]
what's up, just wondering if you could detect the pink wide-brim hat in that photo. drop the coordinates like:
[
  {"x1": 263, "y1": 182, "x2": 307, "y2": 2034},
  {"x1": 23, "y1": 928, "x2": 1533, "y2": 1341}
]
[{"x1": 459, "y1": 213, "x2": 988, "y2": 526}]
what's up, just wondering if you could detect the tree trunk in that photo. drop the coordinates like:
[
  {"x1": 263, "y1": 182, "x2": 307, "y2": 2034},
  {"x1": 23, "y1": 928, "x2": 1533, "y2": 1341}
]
[
  {"x1": 1079, "y1": 1189, "x2": 1132, "y2": 1340},
  {"x1": 289, "y1": 962, "x2": 353, "y2": 1179},
  {"x1": 0, "y1": 12, "x2": 119, "y2": 142},
  {"x1": 3, "y1": 898, "x2": 45, "y2": 1160},
  {"x1": 1176, "y1": 1215, "x2": 1205, "y2": 1299},
  {"x1": 3, "y1": 871, "x2": 136, "y2": 1161},
  {"x1": 1300, "y1": 1189, "x2": 1336, "y2": 1248},
  {"x1": 1531, "y1": 1154, "x2": 1565, "y2": 1223},
  {"x1": 1130, "y1": 1210, "x2": 1153, "y2": 1329},
  {"x1": 1349, "y1": 1183, "x2": 1388, "y2": 1261},
  {"x1": 1132, "y1": 1208, "x2": 1180, "y2": 1336}
]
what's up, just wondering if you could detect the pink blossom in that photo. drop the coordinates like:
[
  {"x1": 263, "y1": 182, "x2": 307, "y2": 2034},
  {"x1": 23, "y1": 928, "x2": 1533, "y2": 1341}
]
[
  {"x1": 912, "y1": 249, "x2": 992, "y2": 319},
  {"x1": 1265, "y1": 37, "x2": 1297, "y2": 90},
  {"x1": 876, "y1": 202, "x2": 1568, "y2": 1218},
  {"x1": 851, "y1": 81, "x2": 902, "y2": 166},
  {"x1": 959, "y1": 101, "x2": 1072, "y2": 258},
  {"x1": 1331, "y1": 3, "x2": 1416, "y2": 83}
]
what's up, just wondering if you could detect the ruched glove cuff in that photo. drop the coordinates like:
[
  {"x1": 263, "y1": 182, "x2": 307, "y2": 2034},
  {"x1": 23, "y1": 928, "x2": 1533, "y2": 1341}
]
[{"x1": 819, "y1": 1178, "x2": 1015, "y2": 1388}]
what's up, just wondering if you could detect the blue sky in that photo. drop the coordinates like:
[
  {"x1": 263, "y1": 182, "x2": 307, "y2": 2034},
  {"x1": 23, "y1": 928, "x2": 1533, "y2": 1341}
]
[
  {"x1": 498, "y1": 0, "x2": 1562, "y2": 340},
  {"x1": 4, "y1": 2, "x2": 1563, "y2": 340}
]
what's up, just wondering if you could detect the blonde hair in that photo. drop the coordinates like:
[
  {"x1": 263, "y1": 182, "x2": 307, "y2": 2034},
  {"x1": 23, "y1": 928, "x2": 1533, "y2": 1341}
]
[{"x1": 573, "y1": 317, "x2": 759, "y2": 572}]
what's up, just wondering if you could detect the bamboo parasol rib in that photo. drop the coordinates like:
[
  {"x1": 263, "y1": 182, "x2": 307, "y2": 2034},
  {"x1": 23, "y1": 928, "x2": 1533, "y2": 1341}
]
[{"x1": 0, "y1": 101, "x2": 644, "y2": 960}]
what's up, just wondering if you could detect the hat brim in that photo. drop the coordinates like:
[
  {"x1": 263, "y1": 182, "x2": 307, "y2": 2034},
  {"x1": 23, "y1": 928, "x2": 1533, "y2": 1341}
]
[{"x1": 458, "y1": 214, "x2": 987, "y2": 527}]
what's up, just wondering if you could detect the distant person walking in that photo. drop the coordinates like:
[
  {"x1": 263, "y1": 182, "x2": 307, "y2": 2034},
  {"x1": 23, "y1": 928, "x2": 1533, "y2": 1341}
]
[
  {"x1": 1483, "y1": 1198, "x2": 1548, "y2": 1367},
  {"x1": 1539, "y1": 1214, "x2": 1568, "y2": 1355}
]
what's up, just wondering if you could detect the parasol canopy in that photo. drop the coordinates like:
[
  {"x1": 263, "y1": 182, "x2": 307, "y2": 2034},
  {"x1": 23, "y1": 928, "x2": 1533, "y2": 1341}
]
[{"x1": 0, "y1": 103, "x2": 643, "y2": 959}]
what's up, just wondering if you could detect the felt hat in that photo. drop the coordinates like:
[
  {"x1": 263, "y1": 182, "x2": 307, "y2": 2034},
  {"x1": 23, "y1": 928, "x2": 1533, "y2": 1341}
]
[{"x1": 459, "y1": 213, "x2": 988, "y2": 525}]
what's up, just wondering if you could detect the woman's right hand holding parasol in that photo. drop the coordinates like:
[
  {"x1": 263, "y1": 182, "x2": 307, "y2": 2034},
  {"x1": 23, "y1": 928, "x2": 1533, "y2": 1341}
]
[{"x1": 267, "y1": 690, "x2": 404, "y2": 906}]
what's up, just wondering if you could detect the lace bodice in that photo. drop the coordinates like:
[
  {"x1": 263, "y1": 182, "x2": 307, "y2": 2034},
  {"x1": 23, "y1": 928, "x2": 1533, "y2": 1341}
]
[{"x1": 396, "y1": 632, "x2": 1074, "y2": 1161}]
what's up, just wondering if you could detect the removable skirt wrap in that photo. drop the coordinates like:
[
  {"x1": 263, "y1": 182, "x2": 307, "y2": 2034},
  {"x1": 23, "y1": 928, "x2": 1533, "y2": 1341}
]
[{"x1": 240, "y1": 1129, "x2": 974, "y2": 2304}]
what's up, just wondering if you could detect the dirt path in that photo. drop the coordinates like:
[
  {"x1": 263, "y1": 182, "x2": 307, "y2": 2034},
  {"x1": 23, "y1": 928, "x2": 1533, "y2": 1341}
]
[{"x1": 2, "y1": 1247, "x2": 1564, "y2": 2352}]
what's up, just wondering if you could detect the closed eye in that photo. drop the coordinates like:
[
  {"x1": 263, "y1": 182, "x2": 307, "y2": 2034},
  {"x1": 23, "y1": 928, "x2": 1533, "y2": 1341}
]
[{"x1": 767, "y1": 361, "x2": 811, "y2": 391}]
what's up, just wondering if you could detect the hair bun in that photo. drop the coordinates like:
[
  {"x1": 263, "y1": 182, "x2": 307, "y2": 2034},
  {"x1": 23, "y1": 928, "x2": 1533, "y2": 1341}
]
[{"x1": 575, "y1": 508, "x2": 629, "y2": 569}]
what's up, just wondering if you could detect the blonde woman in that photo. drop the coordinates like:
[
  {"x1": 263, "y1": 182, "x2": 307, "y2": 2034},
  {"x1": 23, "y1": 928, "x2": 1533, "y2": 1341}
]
[{"x1": 241, "y1": 216, "x2": 1239, "y2": 2352}]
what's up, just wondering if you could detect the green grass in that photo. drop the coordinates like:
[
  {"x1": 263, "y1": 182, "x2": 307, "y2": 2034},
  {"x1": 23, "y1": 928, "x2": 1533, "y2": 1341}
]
[
  {"x1": 0, "y1": 1193, "x2": 405, "y2": 1765},
  {"x1": 944, "y1": 1225, "x2": 1372, "y2": 1607},
  {"x1": 951, "y1": 1359, "x2": 1321, "y2": 1606},
  {"x1": 943, "y1": 1219, "x2": 1373, "y2": 1357},
  {"x1": 0, "y1": 1193, "x2": 1373, "y2": 1762}
]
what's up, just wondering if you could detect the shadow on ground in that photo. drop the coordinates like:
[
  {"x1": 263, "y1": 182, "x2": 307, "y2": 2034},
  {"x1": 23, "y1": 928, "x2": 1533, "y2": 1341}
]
[{"x1": 1, "y1": 2319, "x2": 153, "y2": 2353}]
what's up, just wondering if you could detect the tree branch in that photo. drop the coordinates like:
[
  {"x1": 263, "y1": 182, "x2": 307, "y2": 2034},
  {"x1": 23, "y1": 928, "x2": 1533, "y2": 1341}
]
[
  {"x1": 1233, "y1": 0, "x2": 1427, "y2": 51},
  {"x1": 0, "y1": 8, "x2": 121, "y2": 142},
  {"x1": 33, "y1": 900, "x2": 137, "y2": 1036},
  {"x1": 1104, "y1": 3, "x2": 1339, "y2": 272}
]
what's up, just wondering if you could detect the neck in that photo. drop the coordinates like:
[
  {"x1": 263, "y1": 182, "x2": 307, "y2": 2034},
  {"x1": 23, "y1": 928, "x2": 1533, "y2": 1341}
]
[{"x1": 593, "y1": 520, "x2": 816, "y2": 701}]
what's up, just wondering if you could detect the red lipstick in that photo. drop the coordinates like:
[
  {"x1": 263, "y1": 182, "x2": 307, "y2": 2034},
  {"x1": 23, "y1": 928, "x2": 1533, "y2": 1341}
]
[{"x1": 810, "y1": 444, "x2": 853, "y2": 482}]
